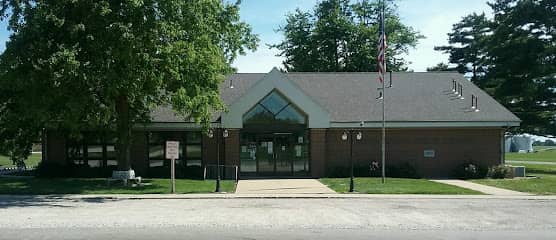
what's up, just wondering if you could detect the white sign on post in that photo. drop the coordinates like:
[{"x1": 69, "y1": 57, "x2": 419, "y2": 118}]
[
  {"x1": 166, "y1": 141, "x2": 180, "y2": 160},
  {"x1": 166, "y1": 141, "x2": 179, "y2": 193}
]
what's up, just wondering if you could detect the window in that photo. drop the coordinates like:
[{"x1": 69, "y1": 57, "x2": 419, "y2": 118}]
[
  {"x1": 147, "y1": 131, "x2": 203, "y2": 168},
  {"x1": 106, "y1": 143, "x2": 117, "y2": 166},
  {"x1": 243, "y1": 91, "x2": 307, "y2": 125},
  {"x1": 67, "y1": 133, "x2": 117, "y2": 168},
  {"x1": 148, "y1": 132, "x2": 170, "y2": 167},
  {"x1": 86, "y1": 135, "x2": 104, "y2": 168},
  {"x1": 67, "y1": 140, "x2": 85, "y2": 165}
]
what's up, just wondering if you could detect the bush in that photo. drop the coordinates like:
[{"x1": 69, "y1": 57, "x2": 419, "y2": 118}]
[
  {"x1": 326, "y1": 164, "x2": 380, "y2": 178},
  {"x1": 72, "y1": 165, "x2": 117, "y2": 178},
  {"x1": 36, "y1": 162, "x2": 72, "y2": 178},
  {"x1": 145, "y1": 165, "x2": 203, "y2": 179},
  {"x1": 487, "y1": 165, "x2": 511, "y2": 179},
  {"x1": 453, "y1": 162, "x2": 488, "y2": 179},
  {"x1": 326, "y1": 162, "x2": 419, "y2": 178},
  {"x1": 36, "y1": 162, "x2": 117, "y2": 178}
]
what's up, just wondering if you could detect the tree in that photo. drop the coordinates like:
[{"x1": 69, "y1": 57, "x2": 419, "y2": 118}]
[
  {"x1": 426, "y1": 63, "x2": 451, "y2": 72},
  {"x1": 0, "y1": 0, "x2": 258, "y2": 169},
  {"x1": 434, "y1": 13, "x2": 491, "y2": 84},
  {"x1": 436, "y1": 0, "x2": 555, "y2": 135},
  {"x1": 271, "y1": 0, "x2": 422, "y2": 72},
  {"x1": 485, "y1": 0, "x2": 556, "y2": 134}
]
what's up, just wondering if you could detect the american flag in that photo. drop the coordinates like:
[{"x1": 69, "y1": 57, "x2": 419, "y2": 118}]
[{"x1": 378, "y1": 9, "x2": 387, "y2": 84}]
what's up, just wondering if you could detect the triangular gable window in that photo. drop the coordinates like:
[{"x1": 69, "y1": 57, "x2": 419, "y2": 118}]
[{"x1": 243, "y1": 91, "x2": 307, "y2": 125}]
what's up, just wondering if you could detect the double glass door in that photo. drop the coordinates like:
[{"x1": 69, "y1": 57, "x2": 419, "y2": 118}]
[{"x1": 240, "y1": 132, "x2": 309, "y2": 177}]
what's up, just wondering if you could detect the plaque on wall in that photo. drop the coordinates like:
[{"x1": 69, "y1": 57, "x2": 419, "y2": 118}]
[{"x1": 424, "y1": 149, "x2": 435, "y2": 158}]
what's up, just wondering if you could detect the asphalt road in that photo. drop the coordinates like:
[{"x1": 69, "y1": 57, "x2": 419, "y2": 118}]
[{"x1": 0, "y1": 196, "x2": 555, "y2": 239}]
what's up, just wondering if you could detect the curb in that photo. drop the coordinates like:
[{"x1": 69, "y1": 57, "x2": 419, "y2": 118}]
[{"x1": 2, "y1": 194, "x2": 556, "y2": 201}]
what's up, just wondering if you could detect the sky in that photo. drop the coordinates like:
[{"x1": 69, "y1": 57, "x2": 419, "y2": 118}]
[
  {"x1": 0, "y1": 0, "x2": 493, "y2": 73},
  {"x1": 231, "y1": 0, "x2": 493, "y2": 72}
]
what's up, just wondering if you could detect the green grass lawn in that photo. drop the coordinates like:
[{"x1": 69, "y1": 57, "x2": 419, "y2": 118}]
[
  {"x1": 320, "y1": 177, "x2": 481, "y2": 194},
  {"x1": 0, "y1": 178, "x2": 236, "y2": 194},
  {"x1": 0, "y1": 153, "x2": 42, "y2": 168},
  {"x1": 472, "y1": 163, "x2": 556, "y2": 195},
  {"x1": 505, "y1": 146, "x2": 556, "y2": 162}
]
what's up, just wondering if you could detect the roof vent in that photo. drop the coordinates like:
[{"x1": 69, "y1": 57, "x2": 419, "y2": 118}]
[
  {"x1": 471, "y1": 94, "x2": 476, "y2": 109},
  {"x1": 474, "y1": 96, "x2": 480, "y2": 112},
  {"x1": 458, "y1": 84, "x2": 465, "y2": 100},
  {"x1": 452, "y1": 79, "x2": 457, "y2": 93},
  {"x1": 388, "y1": 72, "x2": 393, "y2": 88},
  {"x1": 229, "y1": 78, "x2": 234, "y2": 89}
]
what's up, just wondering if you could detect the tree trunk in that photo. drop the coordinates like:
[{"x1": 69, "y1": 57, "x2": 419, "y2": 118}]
[{"x1": 115, "y1": 95, "x2": 132, "y2": 171}]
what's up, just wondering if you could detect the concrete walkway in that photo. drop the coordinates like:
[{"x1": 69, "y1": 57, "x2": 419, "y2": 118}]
[
  {"x1": 431, "y1": 179, "x2": 531, "y2": 196},
  {"x1": 507, "y1": 160, "x2": 556, "y2": 165},
  {"x1": 235, "y1": 179, "x2": 336, "y2": 194}
]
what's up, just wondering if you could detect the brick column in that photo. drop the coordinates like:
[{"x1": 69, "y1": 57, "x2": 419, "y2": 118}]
[
  {"x1": 202, "y1": 133, "x2": 218, "y2": 166},
  {"x1": 310, "y1": 129, "x2": 327, "y2": 178},
  {"x1": 46, "y1": 131, "x2": 67, "y2": 166},
  {"x1": 224, "y1": 129, "x2": 240, "y2": 167}
]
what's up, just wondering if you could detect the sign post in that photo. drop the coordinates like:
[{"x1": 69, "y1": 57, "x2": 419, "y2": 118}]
[{"x1": 166, "y1": 141, "x2": 179, "y2": 194}]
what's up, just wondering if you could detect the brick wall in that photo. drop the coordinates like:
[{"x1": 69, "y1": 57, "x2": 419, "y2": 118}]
[
  {"x1": 224, "y1": 129, "x2": 240, "y2": 167},
  {"x1": 324, "y1": 128, "x2": 503, "y2": 178},
  {"x1": 310, "y1": 129, "x2": 327, "y2": 178}
]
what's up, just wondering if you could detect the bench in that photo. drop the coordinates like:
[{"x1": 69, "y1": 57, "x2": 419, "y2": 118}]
[{"x1": 107, "y1": 170, "x2": 142, "y2": 186}]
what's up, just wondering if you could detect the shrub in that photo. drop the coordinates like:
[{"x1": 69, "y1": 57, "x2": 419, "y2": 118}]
[
  {"x1": 36, "y1": 162, "x2": 117, "y2": 178},
  {"x1": 327, "y1": 162, "x2": 419, "y2": 178},
  {"x1": 326, "y1": 164, "x2": 380, "y2": 178},
  {"x1": 36, "y1": 162, "x2": 72, "y2": 178},
  {"x1": 145, "y1": 165, "x2": 203, "y2": 179},
  {"x1": 487, "y1": 165, "x2": 511, "y2": 179},
  {"x1": 71, "y1": 165, "x2": 117, "y2": 178},
  {"x1": 453, "y1": 162, "x2": 488, "y2": 179}
]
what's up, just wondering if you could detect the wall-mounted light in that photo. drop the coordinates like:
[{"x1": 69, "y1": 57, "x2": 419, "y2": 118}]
[{"x1": 207, "y1": 129, "x2": 214, "y2": 138}]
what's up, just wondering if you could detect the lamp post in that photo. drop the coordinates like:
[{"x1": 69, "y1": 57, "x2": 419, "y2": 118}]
[
  {"x1": 208, "y1": 128, "x2": 229, "y2": 193},
  {"x1": 342, "y1": 128, "x2": 362, "y2": 193}
]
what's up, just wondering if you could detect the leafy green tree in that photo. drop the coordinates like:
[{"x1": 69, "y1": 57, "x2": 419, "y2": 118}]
[
  {"x1": 485, "y1": 0, "x2": 555, "y2": 134},
  {"x1": 434, "y1": 13, "x2": 491, "y2": 84},
  {"x1": 426, "y1": 62, "x2": 451, "y2": 72},
  {"x1": 436, "y1": 0, "x2": 555, "y2": 135},
  {"x1": 0, "y1": 0, "x2": 258, "y2": 169},
  {"x1": 273, "y1": 9, "x2": 318, "y2": 72},
  {"x1": 271, "y1": 0, "x2": 422, "y2": 72}
]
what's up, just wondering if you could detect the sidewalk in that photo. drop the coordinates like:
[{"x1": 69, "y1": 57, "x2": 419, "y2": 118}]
[
  {"x1": 506, "y1": 160, "x2": 556, "y2": 165},
  {"x1": 431, "y1": 179, "x2": 531, "y2": 196}
]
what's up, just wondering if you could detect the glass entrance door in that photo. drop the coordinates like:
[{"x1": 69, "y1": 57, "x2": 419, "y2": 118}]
[
  {"x1": 240, "y1": 132, "x2": 309, "y2": 177},
  {"x1": 256, "y1": 136, "x2": 274, "y2": 175},
  {"x1": 274, "y1": 134, "x2": 293, "y2": 175}
]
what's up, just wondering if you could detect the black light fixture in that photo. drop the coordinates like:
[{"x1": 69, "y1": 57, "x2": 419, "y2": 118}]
[
  {"x1": 342, "y1": 127, "x2": 363, "y2": 193},
  {"x1": 208, "y1": 127, "x2": 228, "y2": 192}
]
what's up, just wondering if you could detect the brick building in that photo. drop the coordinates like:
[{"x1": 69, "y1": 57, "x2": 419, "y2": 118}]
[{"x1": 43, "y1": 68, "x2": 520, "y2": 178}]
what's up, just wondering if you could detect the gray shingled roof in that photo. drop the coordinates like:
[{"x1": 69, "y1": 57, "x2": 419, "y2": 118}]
[{"x1": 151, "y1": 72, "x2": 520, "y2": 123}]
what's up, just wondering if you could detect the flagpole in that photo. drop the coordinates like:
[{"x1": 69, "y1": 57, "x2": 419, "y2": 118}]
[{"x1": 380, "y1": 0, "x2": 386, "y2": 184}]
